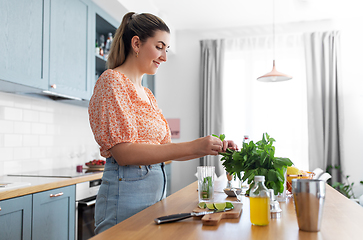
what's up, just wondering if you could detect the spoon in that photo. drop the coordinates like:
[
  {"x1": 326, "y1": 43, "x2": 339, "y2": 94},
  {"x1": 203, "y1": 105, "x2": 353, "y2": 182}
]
[{"x1": 231, "y1": 188, "x2": 241, "y2": 202}]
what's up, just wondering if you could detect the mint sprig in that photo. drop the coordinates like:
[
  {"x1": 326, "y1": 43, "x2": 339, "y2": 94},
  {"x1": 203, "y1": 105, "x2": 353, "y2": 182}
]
[
  {"x1": 212, "y1": 134, "x2": 225, "y2": 142},
  {"x1": 217, "y1": 133, "x2": 293, "y2": 195}
]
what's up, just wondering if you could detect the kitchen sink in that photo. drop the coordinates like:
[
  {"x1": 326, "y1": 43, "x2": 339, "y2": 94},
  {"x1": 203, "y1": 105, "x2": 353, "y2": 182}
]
[{"x1": 0, "y1": 182, "x2": 31, "y2": 191}]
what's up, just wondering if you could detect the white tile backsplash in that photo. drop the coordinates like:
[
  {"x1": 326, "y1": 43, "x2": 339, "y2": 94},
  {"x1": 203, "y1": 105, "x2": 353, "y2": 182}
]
[
  {"x1": 39, "y1": 111, "x2": 54, "y2": 123},
  {"x1": 14, "y1": 96, "x2": 32, "y2": 109},
  {"x1": 4, "y1": 134, "x2": 23, "y2": 147},
  {"x1": 0, "y1": 94, "x2": 14, "y2": 107},
  {"x1": 31, "y1": 98, "x2": 47, "y2": 111},
  {"x1": 13, "y1": 147, "x2": 31, "y2": 160},
  {"x1": 23, "y1": 109, "x2": 40, "y2": 122},
  {"x1": 0, "y1": 134, "x2": 3, "y2": 147},
  {"x1": 0, "y1": 91, "x2": 100, "y2": 176},
  {"x1": 0, "y1": 120, "x2": 13, "y2": 134},
  {"x1": 23, "y1": 135, "x2": 39, "y2": 147},
  {"x1": 31, "y1": 147, "x2": 47, "y2": 159},
  {"x1": 31, "y1": 123, "x2": 47, "y2": 135},
  {"x1": 39, "y1": 135, "x2": 54, "y2": 146},
  {"x1": 0, "y1": 147, "x2": 13, "y2": 161},
  {"x1": 46, "y1": 124, "x2": 56, "y2": 135},
  {"x1": 0, "y1": 106, "x2": 23, "y2": 121},
  {"x1": 3, "y1": 160, "x2": 22, "y2": 174},
  {"x1": 14, "y1": 121, "x2": 32, "y2": 134},
  {"x1": 0, "y1": 161, "x2": 4, "y2": 176}
]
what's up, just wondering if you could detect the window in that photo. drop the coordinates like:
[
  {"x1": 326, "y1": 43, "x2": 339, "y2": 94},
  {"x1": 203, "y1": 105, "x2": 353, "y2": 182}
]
[{"x1": 222, "y1": 34, "x2": 309, "y2": 170}]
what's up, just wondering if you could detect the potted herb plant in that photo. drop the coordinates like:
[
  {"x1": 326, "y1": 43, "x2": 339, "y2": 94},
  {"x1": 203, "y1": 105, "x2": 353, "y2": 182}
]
[{"x1": 214, "y1": 133, "x2": 293, "y2": 195}]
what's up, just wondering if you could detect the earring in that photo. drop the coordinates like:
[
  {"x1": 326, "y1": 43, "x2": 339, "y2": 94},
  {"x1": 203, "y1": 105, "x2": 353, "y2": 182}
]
[{"x1": 136, "y1": 51, "x2": 139, "y2": 58}]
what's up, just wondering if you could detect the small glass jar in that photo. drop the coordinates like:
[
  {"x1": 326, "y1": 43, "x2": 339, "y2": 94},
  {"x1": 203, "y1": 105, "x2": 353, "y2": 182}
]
[{"x1": 249, "y1": 175, "x2": 270, "y2": 226}]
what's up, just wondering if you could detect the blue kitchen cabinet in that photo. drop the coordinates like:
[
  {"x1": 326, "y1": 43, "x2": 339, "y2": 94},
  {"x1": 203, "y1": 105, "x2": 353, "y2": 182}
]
[
  {"x1": 0, "y1": 0, "x2": 49, "y2": 90},
  {"x1": 0, "y1": 0, "x2": 96, "y2": 101},
  {"x1": 32, "y1": 185, "x2": 76, "y2": 240},
  {"x1": 0, "y1": 0, "x2": 123, "y2": 102},
  {"x1": 48, "y1": 0, "x2": 93, "y2": 100},
  {"x1": 0, "y1": 195, "x2": 32, "y2": 240}
]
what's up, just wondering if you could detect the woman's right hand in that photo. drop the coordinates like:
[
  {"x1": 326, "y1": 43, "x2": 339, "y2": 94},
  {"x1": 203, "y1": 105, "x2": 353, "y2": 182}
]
[{"x1": 192, "y1": 135, "x2": 223, "y2": 156}]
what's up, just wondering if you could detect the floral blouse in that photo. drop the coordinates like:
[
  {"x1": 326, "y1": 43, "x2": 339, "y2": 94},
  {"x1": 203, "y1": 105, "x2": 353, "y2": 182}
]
[{"x1": 88, "y1": 69, "x2": 171, "y2": 158}]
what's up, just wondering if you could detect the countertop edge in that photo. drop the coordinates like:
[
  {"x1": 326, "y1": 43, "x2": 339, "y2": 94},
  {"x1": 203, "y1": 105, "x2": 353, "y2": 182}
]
[{"x1": 0, "y1": 172, "x2": 103, "y2": 201}]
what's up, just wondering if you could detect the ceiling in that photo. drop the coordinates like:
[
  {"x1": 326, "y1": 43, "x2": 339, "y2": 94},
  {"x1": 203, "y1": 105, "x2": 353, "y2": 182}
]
[{"x1": 93, "y1": 0, "x2": 343, "y2": 31}]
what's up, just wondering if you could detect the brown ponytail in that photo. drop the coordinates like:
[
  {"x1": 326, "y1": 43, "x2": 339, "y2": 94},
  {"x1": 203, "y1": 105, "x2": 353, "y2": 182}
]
[{"x1": 107, "y1": 12, "x2": 170, "y2": 69}]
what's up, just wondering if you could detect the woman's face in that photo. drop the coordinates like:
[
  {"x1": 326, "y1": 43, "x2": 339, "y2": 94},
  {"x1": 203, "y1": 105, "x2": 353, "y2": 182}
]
[{"x1": 138, "y1": 30, "x2": 170, "y2": 75}]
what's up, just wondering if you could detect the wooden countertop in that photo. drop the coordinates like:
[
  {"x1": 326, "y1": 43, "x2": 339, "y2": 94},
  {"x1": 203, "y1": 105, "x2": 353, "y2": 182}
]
[
  {"x1": 90, "y1": 178, "x2": 363, "y2": 240},
  {"x1": 0, "y1": 172, "x2": 103, "y2": 201}
]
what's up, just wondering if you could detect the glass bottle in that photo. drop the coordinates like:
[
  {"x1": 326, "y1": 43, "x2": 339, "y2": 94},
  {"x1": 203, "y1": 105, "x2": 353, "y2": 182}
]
[
  {"x1": 99, "y1": 35, "x2": 105, "y2": 56},
  {"x1": 243, "y1": 135, "x2": 249, "y2": 145},
  {"x1": 95, "y1": 40, "x2": 100, "y2": 55},
  {"x1": 105, "y1": 32, "x2": 113, "y2": 54},
  {"x1": 249, "y1": 175, "x2": 270, "y2": 226}
]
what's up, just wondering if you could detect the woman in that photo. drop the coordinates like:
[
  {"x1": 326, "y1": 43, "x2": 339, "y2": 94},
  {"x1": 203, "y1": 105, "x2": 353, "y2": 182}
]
[{"x1": 88, "y1": 12, "x2": 238, "y2": 234}]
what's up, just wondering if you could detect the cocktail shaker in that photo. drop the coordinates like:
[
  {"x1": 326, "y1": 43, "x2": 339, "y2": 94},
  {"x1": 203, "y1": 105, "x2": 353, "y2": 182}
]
[{"x1": 291, "y1": 179, "x2": 326, "y2": 232}]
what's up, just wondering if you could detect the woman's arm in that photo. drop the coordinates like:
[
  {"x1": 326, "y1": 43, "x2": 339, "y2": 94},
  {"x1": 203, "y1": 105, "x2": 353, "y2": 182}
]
[
  {"x1": 110, "y1": 135, "x2": 224, "y2": 166},
  {"x1": 171, "y1": 140, "x2": 238, "y2": 161}
]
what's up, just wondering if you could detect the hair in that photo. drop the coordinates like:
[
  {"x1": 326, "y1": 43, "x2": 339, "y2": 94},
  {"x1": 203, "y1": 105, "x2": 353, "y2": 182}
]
[{"x1": 107, "y1": 12, "x2": 170, "y2": 69}]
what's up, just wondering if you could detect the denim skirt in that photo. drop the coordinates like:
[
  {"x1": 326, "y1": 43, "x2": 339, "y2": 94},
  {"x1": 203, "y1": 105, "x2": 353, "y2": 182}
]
[{"x1": 94, "y1": 157, "x2": 166, "y2": 234}]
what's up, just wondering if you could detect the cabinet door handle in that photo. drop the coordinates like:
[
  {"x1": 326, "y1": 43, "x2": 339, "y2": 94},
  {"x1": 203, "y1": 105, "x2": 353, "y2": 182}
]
[
  {"x1": 0, "y1": 207, "x2": 2, "y2": 211},
  {"x1": 50, "y1": 84, "x2": 57, "y2": 89},
  {"x1": 50, "y1": 192, "x2": 64, "y2": 198}
]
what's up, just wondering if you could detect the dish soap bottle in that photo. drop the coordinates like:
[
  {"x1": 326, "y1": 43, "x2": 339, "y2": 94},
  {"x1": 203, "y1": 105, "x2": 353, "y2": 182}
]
[{"x1": 249, "y1": 175, "x2": 270, "y2": 226}]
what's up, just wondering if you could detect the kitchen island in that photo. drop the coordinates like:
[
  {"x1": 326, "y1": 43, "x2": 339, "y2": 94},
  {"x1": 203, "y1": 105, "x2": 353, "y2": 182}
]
[{"x1": 90, "y1": 178, "x2": 363, "y2": 240}]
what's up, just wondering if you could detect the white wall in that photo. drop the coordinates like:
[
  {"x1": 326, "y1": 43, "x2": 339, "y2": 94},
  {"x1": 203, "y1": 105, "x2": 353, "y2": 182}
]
[
  {"x1": 0, "y1": 92, "x2": 101, "y2": 176},
  {"x1": 155, "y1": 31, "x2": 202, "y2": 194},
  {"x1": 338, "y1": 15, "x2": 363, "y2": 198},
  {"x1": 156, "y1": 19, "x2": 363, "y2": 197}
]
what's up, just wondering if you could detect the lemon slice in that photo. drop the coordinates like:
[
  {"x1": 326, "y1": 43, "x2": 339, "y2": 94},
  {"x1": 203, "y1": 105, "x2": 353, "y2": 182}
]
[
  {"x1": 214, "y1": 202, "x2": 226, "y2": 210},
  {"x1": 206, "y1": 203, "x2": 215, "y2": 210},
  {"x1": 198, "y1": 202, "x2": 207, "y2": 209}
]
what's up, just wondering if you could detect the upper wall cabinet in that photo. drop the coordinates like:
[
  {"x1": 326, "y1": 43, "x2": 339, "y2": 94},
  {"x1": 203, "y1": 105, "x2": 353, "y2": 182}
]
[
  {"x1": 48, "y1": 0, "x2": 93, "y2": 100},
  {"x1": 0, "y1": 0, "x2": 123, "y2": 103},
  {"x1": 0, "y1": 0, "x2": 49, "y2": 90}
]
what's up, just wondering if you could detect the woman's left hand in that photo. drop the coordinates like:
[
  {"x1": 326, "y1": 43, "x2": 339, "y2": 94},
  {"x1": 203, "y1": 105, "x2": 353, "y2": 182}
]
[{"x1": 222, "y1": 140, "x2": 239, "y2": 152}]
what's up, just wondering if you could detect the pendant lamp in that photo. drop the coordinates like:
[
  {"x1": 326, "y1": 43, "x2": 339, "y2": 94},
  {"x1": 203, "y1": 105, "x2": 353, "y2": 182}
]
[{"x1": 257, "y1": 0, "x2": 292, "y2": 82}]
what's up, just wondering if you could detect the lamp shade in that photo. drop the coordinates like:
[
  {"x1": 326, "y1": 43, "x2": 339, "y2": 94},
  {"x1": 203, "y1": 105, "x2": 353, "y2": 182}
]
[{"x1": 257, "y1": 60, "x2": 292, "y2": 82}]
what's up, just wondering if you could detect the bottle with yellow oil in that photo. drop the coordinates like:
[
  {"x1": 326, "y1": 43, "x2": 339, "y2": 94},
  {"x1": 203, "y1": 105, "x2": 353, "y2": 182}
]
[{"x1": 249, "y1": 175, "x2": 270, "y2": 226}]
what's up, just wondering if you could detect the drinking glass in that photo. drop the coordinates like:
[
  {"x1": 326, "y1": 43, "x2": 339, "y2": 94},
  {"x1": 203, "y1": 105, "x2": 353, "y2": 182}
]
[{"x1": 197, "y1": 166, "x2": 215, "y2": 202}]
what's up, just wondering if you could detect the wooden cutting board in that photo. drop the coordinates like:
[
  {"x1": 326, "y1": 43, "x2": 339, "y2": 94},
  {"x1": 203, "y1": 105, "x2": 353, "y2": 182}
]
[{"x1": 193, "y1": 203, "x2": 243, "y2": 226}]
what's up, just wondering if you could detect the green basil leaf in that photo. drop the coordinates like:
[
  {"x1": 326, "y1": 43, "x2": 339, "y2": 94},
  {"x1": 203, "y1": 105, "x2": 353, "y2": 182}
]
[
  {"x1": 220, "y1": 134, "x2": 225, "y2": 142},
  {"x1": 268, "y1": 169, "x2": 278, "y2": 182}
]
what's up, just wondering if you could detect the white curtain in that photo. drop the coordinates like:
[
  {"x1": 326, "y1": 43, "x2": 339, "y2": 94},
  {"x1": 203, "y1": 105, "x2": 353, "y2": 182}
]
[
  {"x1": 222, "y1": 34, "x2": 309, "y2": 170},
  {"x1": 200, "y1": 39, "x2": 225, "y2": 176},
  {"x1": 304, "y1": 31, "x2": 342, "y2": 183}
]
